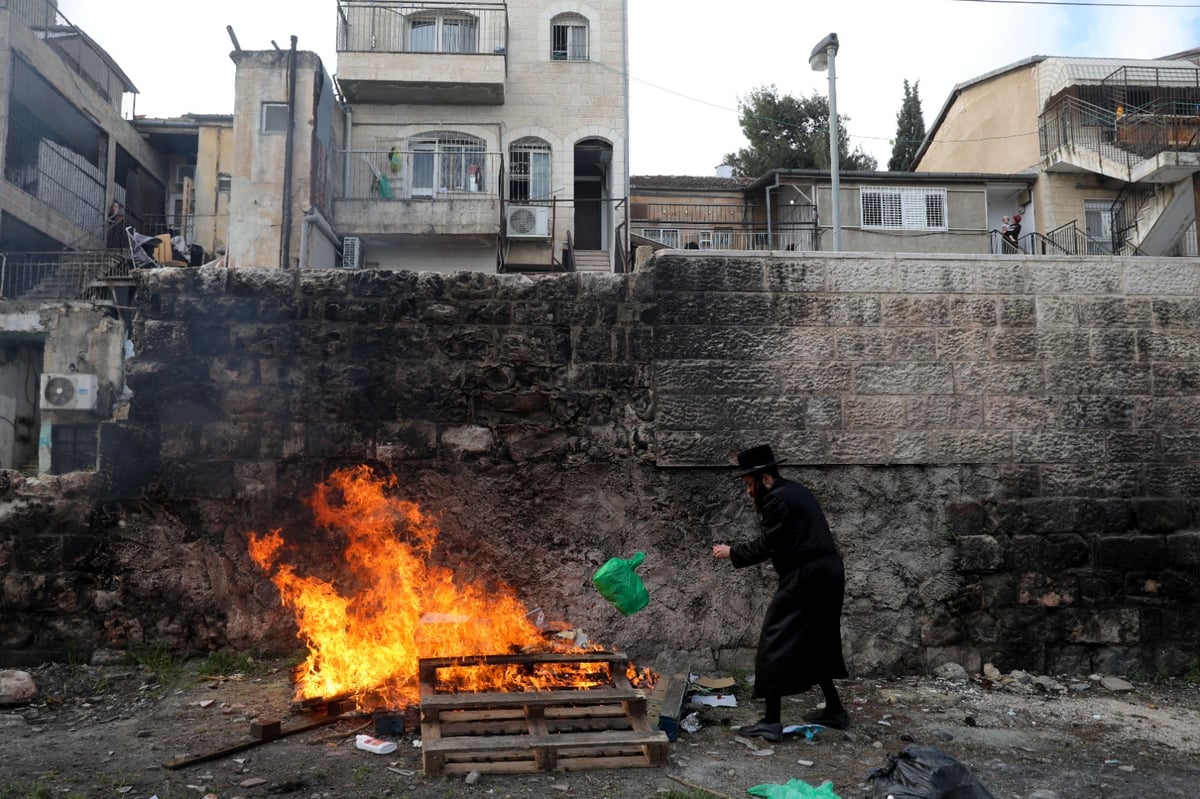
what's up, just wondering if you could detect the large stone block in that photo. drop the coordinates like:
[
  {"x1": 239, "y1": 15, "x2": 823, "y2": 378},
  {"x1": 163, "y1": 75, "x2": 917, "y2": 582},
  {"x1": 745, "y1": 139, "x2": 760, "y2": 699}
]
[
  {"x1": 955, "y1": 363, "x2": 1044, "y2": 394},
  {"x1": 855, "y1": 363, "x2": 954, "y2": 395},
  {"x1": 775, "y1": 295, "x2": 882, "y2": 326},
  {"x1": 656, "y1": 292, "x2": 773, "y2": 326},
  {"x1": 957, "y1": 535, "x2": 1003, "y2": 572},
  {"x1": 1151, "y1": 298, "x2": 1200, "y2": 327},
  {"x1": 881, "y1": 296, "x2": 950, "y2": 326},
  {"x1": 1095, "y1": 535, "x2": 1170, "y2": 571},
  {"x1": 653, "y1": 256, "x2": 765, "y2": 292},
  {"x1": 1044, "y1": 363, "x2": 1151, "y2": 395}
]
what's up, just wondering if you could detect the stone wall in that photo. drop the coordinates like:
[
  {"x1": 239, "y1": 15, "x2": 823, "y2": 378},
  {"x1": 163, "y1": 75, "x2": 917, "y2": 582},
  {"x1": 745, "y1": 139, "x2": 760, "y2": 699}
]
[{"x1": 2, "y1": 252, "x2": 1198, "y2": 678}]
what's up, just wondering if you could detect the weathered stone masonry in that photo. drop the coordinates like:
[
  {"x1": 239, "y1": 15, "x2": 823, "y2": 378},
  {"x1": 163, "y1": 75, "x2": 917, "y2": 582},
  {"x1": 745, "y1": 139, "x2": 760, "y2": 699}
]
[{"x1": 2, "y1": 252, "x2": 1198, "y2": 677}]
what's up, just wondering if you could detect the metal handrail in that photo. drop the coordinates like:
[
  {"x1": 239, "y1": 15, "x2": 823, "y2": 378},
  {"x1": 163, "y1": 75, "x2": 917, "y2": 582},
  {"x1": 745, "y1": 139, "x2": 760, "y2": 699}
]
[{"x1": 336, "y1": 1, "x2": 508, "y2": 56}]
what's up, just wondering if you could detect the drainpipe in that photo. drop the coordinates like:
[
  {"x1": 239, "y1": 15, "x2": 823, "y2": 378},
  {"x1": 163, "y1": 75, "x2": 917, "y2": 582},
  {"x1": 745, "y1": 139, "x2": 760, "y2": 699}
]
[
  {"x1": 343, "y1": 103, "x2": 353, "y2": 198},
  {"x1": 765, "y1": 171, "x2": 781, "y2": 249},
  {"x1": 299, "y1": 205, "x2": 340, "y2": 270},
  {"x1": 280, "y1": 35, "x2": 299, "y2": 269}
]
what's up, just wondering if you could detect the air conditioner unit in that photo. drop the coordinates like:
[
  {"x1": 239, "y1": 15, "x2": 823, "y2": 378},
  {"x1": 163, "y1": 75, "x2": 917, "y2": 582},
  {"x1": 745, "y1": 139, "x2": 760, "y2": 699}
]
[
  {"x1": 506, "y1": 205, "x2": 551, "y2": 239},
  {"x1": 342, "y1": 236, "x2": 365, "y2": 269},
  {"x1": 40, "y1": 373, "x2": 99, "y2": 411}
]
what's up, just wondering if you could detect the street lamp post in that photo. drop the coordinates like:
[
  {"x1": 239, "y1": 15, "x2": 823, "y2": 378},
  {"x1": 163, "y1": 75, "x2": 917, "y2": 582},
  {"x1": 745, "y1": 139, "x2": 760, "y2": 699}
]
[{"x1": 810, "y1": 32, "x2": 841, "y2": 252}]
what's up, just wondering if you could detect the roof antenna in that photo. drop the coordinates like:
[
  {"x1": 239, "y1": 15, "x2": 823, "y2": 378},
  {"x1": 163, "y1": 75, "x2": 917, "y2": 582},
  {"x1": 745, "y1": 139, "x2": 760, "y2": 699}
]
[
  {"x1": 271, "y1": 40, "x2": 281, "y2": 50},
  {"x1": 226, "y1": 25, "x2": 242, "y2": 52}
]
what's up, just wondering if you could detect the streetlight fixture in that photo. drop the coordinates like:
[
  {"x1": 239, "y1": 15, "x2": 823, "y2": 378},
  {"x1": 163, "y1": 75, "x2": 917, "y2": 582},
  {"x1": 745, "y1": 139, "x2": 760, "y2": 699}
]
[{"x1": 810, "y1": 32, "x2": 841, "y2": 252}]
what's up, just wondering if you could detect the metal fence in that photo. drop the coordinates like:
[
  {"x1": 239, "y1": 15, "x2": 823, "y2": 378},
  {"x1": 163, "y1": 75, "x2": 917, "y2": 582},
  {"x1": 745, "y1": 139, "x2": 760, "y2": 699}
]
[
  {"x1": 637, "y1": 226, "x2": 818, "y2": 252},
  {"x1": 338, "y1": 149, "x2": 502, "y2": 201},
  {"x1": 337, "y1": 1, "x2": 508, "y2": 55}
]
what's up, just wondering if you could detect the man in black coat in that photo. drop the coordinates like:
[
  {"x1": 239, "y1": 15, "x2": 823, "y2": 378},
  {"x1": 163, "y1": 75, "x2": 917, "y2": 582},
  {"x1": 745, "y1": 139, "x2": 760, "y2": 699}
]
[{"x1": 712, "y1": 444, "x2": 850, "y2": 742}]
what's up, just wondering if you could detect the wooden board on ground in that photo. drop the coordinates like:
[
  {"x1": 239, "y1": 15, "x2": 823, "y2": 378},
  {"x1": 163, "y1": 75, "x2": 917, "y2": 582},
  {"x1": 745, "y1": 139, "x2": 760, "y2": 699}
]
[{"x1": 418, "y1": 653, "x2": 669, "y2": 775}]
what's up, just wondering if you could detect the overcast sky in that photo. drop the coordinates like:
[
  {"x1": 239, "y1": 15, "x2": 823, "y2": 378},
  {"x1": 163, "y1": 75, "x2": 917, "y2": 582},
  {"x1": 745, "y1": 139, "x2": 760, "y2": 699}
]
[{"x1": 56, "y1": 0, "x2": 1200, "y2": 176}]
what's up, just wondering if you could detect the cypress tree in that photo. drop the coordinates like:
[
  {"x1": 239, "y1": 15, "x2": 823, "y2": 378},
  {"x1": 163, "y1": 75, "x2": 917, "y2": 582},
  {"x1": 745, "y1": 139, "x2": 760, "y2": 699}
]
[{"x1": 888, "y1": 80, "x2": 926, "y2": 172}]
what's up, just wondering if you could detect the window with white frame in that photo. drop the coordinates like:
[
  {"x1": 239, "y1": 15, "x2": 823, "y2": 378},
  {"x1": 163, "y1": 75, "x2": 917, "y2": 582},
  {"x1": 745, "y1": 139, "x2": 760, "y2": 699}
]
[
  {"x1": 1084, "y1": 199, "x2": 1120, "y2": 254},
  {"x1": 699, "y1": 231, "x2": 714, "y2": 250},
  {"x1": 642, "y1": 228, "x2": 680, "y2": 247},
  {"x1": 551, "y1": 13, "x2": 589, "y2": 61},
  {"x1": 409, "y1": 132, "x2": 487, "y2": 197},
  {"x1": 860, "y1": 187, "x2": 947, "y2": 230},
  {"x1": 261, "y1": 103, "x2": 289, "y2": 134},
  {"x1": 409, "y1": 11, "x2": 478, "y2": 53},
  {"x1": 508, "y1": 138, "x2": 552, "y2": 202}
]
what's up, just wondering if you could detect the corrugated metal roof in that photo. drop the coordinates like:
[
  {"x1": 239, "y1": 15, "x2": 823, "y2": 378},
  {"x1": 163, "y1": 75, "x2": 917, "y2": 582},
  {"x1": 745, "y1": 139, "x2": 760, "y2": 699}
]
[{"x1": 1038, "y1": 56, "x2": 1200, "y2": 105}]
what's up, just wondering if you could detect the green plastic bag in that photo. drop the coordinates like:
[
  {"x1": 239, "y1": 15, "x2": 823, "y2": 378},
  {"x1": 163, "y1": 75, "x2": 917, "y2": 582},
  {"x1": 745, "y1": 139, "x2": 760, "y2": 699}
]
[
  {"x1": 592, "y1": 552, "x2": 650, "y2": 616},
  {"x1": 748, "y1": 779, "x2": 842, "y2": 799}
]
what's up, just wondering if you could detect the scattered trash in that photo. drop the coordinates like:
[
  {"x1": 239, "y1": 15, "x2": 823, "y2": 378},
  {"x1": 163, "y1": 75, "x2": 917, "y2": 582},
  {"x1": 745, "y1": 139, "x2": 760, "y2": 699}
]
[
  {"x1": 386, "y1": 767, "x2": 416, "y2": 776},
  {"x1": 749, "y1": 778, "x2": 842, "y2": 799},
  {"x1": 592, "y1": 552, "x2": 650, "y2": 615},
  {"x1": 693, "y1": 675, "x2": 737, "y2": 691},
  {"x1": 355, "y1": 734, "x2": 397, "y2": 755},
  {"x1": 782, "y1": 724, "x2": 826, "y2": 741},
  {"x1": 238, "y1": 778, "x2": 267, "y2": 788},
  {"x1": 680, "y1": 712, "x2": 703, "y2": 734},
  {"x1": 797, "y1": 759, "x2": 815, "y2": 768},
  {"x1": 868, "y1": 745, "x2": 997, "y2": 799},
  {"x1": 689, "y1": 693, "x2": 737, "y2": 708},
  {"x1": 464, "y1": 770, "x2": 481, "y2": 784}
]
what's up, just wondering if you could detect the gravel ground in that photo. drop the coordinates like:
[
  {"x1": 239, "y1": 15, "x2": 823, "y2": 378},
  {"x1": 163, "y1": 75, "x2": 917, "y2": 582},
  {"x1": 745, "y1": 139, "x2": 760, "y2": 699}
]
[{"x1": 1, "y1": 656, "x2": 1198, "y2": 799}]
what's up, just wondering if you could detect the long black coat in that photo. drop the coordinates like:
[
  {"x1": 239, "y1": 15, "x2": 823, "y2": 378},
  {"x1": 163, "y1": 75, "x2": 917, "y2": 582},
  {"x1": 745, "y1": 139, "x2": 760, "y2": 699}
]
[{"x1": 730, "y1": 477, "x2": 848, "y2": 699}]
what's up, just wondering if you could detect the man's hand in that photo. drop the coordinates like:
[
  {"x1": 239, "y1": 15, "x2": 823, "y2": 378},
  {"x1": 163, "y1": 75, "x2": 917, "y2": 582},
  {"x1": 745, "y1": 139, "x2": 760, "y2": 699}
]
[{"x1": 712, "y1": 544, "x2": 731, "y2": 560}]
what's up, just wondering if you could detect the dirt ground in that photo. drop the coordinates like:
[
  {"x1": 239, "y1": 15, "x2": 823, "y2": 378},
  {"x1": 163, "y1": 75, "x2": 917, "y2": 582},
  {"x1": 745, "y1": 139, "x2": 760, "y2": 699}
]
[{"x1": 1, "y1": 656, "x2": 1198, "y2": 799}]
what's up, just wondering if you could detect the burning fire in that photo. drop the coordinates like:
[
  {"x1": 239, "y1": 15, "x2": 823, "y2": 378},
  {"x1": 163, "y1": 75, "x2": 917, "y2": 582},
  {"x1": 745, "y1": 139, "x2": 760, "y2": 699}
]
[{"x1": 248, "y1": 465, "x2": 604, "y2": 707}]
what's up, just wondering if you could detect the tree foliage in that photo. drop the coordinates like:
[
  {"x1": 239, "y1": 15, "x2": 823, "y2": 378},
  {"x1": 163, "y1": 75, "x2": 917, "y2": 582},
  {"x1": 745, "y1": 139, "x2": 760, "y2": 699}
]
[
  {"x1": 888, "y1": 79, "x2": 927, "y2": 172},
  {"x1": 721, "y1": 85, "x2": 877, "y2": 178}
]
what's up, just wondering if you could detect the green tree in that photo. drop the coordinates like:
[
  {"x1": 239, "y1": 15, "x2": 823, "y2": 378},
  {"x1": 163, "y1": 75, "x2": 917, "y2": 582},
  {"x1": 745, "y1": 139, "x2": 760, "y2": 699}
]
[
  {"x1": 887, "y1": 79, "x2": 926, "y2": 172},
  {"x1": 721, "y1": 85, "x2": 877, "y2": 178}
]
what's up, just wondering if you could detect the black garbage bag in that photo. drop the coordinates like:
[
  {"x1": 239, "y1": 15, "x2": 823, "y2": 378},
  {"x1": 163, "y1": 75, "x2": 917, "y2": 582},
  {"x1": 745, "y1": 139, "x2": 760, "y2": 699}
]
[{"x1": 869, "y1": 746, "x2": 997, "y2": 799}]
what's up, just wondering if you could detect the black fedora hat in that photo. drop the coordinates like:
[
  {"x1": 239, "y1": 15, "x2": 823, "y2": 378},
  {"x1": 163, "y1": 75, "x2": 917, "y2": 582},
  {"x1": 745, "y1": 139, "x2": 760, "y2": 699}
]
[{"x1": 734, "y1": 444, "x2": 785, "y2": 477}]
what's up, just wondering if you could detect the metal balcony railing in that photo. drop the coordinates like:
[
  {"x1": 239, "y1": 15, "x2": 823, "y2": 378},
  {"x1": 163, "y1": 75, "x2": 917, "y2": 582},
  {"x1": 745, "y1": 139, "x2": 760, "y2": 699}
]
[
  {"x1": 336, "y1": 1, "x2": 508, "y2": 56},
  {"x1": 1039, "y1": 95, "x2": 1200, "y2": 168},
  {"x1": 337, "y1": 149, "x2": 502, "y2": 201},
  {"x1": 0, "y1": 250, "x2": 130, "y2": 302}
]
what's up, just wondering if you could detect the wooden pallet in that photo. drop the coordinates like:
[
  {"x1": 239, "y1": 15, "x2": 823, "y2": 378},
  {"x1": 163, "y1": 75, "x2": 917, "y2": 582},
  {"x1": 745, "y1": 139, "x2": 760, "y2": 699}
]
[{"x1": 418, "y1": 652, "x2": 669, "y2": 775}]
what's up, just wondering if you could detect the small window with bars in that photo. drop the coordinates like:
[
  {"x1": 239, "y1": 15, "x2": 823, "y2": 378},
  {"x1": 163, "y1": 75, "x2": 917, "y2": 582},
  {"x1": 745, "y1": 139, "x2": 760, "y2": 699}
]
[
  {"x1": 860, "y1": 187, "x2": 947, "y2": 230},
  {"x1": 552, "y1": 14, "x2": 588, "y2": 61},
  {"x1": 509, "y1": 138, "x2": 551, "y2": 202}
]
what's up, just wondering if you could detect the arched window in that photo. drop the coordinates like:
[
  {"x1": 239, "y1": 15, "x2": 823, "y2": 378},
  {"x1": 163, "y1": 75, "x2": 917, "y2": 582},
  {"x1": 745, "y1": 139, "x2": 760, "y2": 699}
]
[
  {"x1": 551, "y1": 13, "x2": 588, "y2": 61},
  {"x1": 410, "y1": 132, "x2": 486, "y2": 197},
  {"x1": 509, "y1": 138, "x2": 552, "y2": 202},
  {"x1": 409, "y1": 10, "x2": 478, "y2": 53}
]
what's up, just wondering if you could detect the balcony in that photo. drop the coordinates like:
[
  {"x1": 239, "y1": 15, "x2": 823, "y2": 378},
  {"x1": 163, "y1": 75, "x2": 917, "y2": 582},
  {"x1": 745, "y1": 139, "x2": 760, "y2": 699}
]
[
  {"x1": 336, "y1": 1, "x2": 507, "y2": 105},
  {"x1": 333, "y1": 149, "x2": 501, "y2": 237}
]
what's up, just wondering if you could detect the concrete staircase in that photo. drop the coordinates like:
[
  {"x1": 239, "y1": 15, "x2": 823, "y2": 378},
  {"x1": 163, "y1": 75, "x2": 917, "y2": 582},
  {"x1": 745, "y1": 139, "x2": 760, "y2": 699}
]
[{"x1": 572, "y1": 250, "x2": 611, "y2": 272}]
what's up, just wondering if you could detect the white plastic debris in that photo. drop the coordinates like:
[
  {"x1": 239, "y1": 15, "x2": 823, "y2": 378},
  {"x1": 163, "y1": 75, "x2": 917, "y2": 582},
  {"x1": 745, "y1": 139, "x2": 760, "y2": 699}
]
[
  {"x1": 689, "y1": 694, "x2": 737, "y2": 708},
  {"x1": 355, "y1": 734, "x2": 398, "y2": 755}
]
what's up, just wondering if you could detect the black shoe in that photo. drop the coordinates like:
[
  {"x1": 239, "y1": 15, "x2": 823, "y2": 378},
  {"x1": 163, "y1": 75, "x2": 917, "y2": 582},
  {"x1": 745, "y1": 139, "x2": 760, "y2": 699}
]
[
  {"x1": 738, "y1": 720, "x2": 783, "y2": 743},
  {"x1": 803, "y1": 708, "x2": 850, "y2": 729}
]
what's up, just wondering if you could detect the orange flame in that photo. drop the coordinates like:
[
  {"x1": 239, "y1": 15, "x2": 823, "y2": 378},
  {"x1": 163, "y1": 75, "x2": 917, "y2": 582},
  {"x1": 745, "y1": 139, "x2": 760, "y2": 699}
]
[{"x1": 248, "y1": 465, "x2": 552, "y2": 706}]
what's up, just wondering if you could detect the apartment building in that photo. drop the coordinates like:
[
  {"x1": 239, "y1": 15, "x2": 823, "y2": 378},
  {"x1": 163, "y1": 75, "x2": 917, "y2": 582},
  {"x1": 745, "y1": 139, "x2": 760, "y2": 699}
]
[
  {"x1": 228, "y1": 0, "x2": 630, "y2": 273},
  {"x1": 913, "y1": 55, "x2": 1200, "y2": 256}
]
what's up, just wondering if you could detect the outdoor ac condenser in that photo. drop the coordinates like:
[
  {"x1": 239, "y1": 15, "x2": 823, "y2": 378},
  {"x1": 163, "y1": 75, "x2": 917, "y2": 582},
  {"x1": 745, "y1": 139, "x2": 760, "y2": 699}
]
[
  {"x1": 342, "y1": 236, "x2": 365, "y2": 269},
  {"x1": 40, "y1": 373, "x2": 99, "y2": 411},
  {"x1": 505, "y1": 205, "x2": 551, "y2": 238}
]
